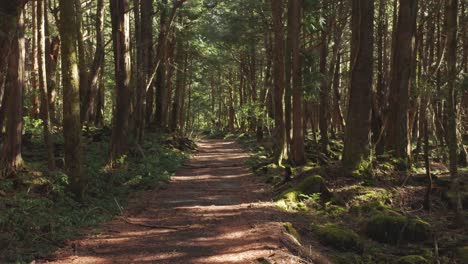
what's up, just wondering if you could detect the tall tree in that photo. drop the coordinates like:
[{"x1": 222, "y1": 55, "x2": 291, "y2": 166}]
[
  {"x1": 109, "y1": 0, "x2": 132, "y2": 163},
  {"x1": 0, "y1": 1, "x2": 27, "y2": 177},
  {"x1": 445, "y1": 0, "x2": 463, "y2": 221},
  {"x1": 290, "y1": 0, "x2": 305, "y2": 165},
  {"x1": 84, "y1": 0, "x2": 105, "y2": 124},
  {"x1": 385, "y1": 0, "x2": 418, "y2": 163},
  {"x1": 58, "y1": 0, "x2": 84, "y2": 198},
  {"x1": 270, "y1": 0, "x2": 288, "y2": 165},
  {"x1": 342, "y1": 0, "x2": 374, "y2": 172},
  {"x1": 37, "y1": 0, "x2": 55, "y2": 170}
]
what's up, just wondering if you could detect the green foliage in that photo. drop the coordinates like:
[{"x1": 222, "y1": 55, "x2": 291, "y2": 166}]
[
  {"x1": 0, "y1": 130, "x2": 190, "y2": 262},
  {"x1": 23, "y1": 117, "x2": 44, "y2": 135},
  {"x1": 396, "y1": 255, "x2": 429, "y2": 264},
  {"x1": 312, "y1": 223, "x2": 364, "y2": 253}
]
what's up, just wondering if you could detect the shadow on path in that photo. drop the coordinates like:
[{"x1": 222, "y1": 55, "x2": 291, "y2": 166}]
[{"x1": 43, "y1": 140, "x2": 308, "y2": 264}]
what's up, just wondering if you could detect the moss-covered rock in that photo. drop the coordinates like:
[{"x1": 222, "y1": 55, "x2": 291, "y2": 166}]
[
  {"x1": 283, "y1": 222, "x2": 301, "y2": 243},
  {"x1": 396, "y1": 255, "x2": 428, "y2": 264},
  {"x1": 365, "y1": 214, "x2": 431, "y2": 244},
  {"x1": 456, "y1": 246, "x2": 468, "y2": 263},
  {"x1": 313, "y1": 223, "x2": 364, "y2": 252},
  {"x1": 296, "y1": 175, "x2": 330, "y2": 197}
]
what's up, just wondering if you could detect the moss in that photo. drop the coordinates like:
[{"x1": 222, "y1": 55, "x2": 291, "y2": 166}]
[
  {"x1": 313, "y1": 223, "x2": 363, "y2": 252},
  {"x1": 396, "y1": 255, "x2": 428, "y2": 264},
  {"x1": 352, "y1": 201, "x2": 397, "y2": 217},
  {"x1": 282, "y1": 189, "x2": 300, "y2": 202},
  {"x1": 456, "y1": 246, "x2": 468, "y2": 262},
  {"x1": 365, "y1": 214, "x2": 431, "y2": 244},
  {"x1": 283, "y1": 222, "x2": 301, "y2": 242},
  {"x1": 405, "y1": 219, "x2": 431, "y2": 242},
  {"x1": 296, "y1": 175, "x2": 329, "y2": 196}
]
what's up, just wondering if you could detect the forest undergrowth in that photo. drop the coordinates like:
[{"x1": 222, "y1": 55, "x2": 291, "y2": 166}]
[
  {"x1": 0, "y1": 120, "x2": 195, "y2": 262},
  {"x1": 204, "y1": 128, "x2": 468, "y2": 264}
]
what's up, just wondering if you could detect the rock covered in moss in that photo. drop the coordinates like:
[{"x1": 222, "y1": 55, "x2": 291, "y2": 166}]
[
  {"x1": 296, "y1": 175, "x2": 330, "y2": 197},
  {"x1": 365, "y1": 214, "x2": 431, "y2": 244},
  {"x1": 313, "y1": 223, "x2": 363, "y2": 252},
  {"x1": 396, "y1": 255, "x2": 428, "y2": 264}
]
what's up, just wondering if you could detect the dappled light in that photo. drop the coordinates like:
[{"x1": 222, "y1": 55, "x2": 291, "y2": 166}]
[{"x1": 45, "y1": 140, "x2": 305, "y2": 264}]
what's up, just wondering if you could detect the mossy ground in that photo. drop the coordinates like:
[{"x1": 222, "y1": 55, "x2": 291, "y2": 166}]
[
  {"x1": 235, "y1": 132, "x2": 467, "y2": 263},
  {"x1": 0, "y1": 126, "x2": 192, "y2": 262}
]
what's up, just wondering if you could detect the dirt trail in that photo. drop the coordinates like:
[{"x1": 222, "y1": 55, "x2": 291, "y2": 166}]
[{"x1": 44, "y1": 140, "x2": 310, "y2": 264}]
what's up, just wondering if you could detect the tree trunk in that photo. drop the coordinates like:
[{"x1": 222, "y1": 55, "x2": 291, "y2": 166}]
[
  {"x1": 0, "y1": 3, "x2": 26, "y2": 177},
  {"x1": 155, "y1": 0, "x2": 168, "y2": 130},
  {"x1": 84, "y1": 0, "x2": 105, "y2": 125},
  {"x1": 385, "y1": 0, "x2": 418, "y2": 163},
  {"x1": 37, "y1": 0, "x2": 55, "y2": 170},
  {"x1": 109, "y1": 0, "x2": 132, "y2": 163},
  {"x1": 319, "y1": 14, "x2": 329, "y2": 155},
  {"x1": 59, "y1": 0, "x2": 84, "y2": 199},
  {"x1": 342, "y1": 0, "x2": 374, "y2": 172},
  {"x1": 270, "y1": 0, "x2": 288, "y2": 165},
  {"x1": 31, "y1": 1, "x2": 40, "y2": 118},
  {"x1": 445, "y1": 0, "x2": 463, "y2": 222},
  {"x1": 290, "y1": 0, "x2": 305, "y2": 165}
]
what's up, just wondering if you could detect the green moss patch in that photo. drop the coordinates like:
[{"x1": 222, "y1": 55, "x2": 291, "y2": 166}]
[
  {"x1": 313, "y1": 223, "x2": 364, "y2": 252},
  {"x1": 365, "y1": 214, "x2": 431, "y2": 244},
  {"x1": 396, "y1": 255, "x2": 429, "y2": 264},
  {"x1": 456, "y1": 246, "x2": 468, "y2": 262},
  {"x1": 275, "y1": 175, "x2": 331, "y2": 211},
  {"x1": 283, "y1": 222, "x2": 301, "y2": 242},
  {"x1": 296, "y1": 175, "x2": 330, "y2": 197}
]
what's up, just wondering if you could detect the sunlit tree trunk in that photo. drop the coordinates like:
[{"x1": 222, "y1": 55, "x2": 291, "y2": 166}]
[
  {"x1": 0, "y1": 2, "x2": 27, "y2": 177},
  {"x1": 59, "y1": 0, "x2": 84, "y2": 199}
]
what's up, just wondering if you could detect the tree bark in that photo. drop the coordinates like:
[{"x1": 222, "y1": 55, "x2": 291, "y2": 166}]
[
  {"x1": 290, "y1": 0, "x2": 305, "y2": 165},
  {"x1": 0, "y1": 3, "x2": 26, "y2": 177},
  {"x1": 385, "y1": 0, "x2": 418, "y2": 163},
  {"x1": 84, "y1": 0, "x2": 105, "y2": 125},
  {"x1": 270, "y1": 0, "x2": 288, "y2": 165},
  {"x1": 37, "y1": 0, "x2": 55, "y2": 170},
  {"x1": 445, "y1": 0, "x2": 463, "y2": 222},
  {"x1": 342, "y1": 0, "x2": 374, "y2": 172},
  {"x1": 59, "y1": 0, "x2": 84, "y2": 199},
  {"x1": 109, "y1": 0, "x2": 132, "y2": 163}
]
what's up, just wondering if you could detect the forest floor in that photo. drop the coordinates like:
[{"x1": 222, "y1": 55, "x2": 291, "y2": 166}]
[{"x1": 40, "y1": 140, "x2": 323, "y2": 264}]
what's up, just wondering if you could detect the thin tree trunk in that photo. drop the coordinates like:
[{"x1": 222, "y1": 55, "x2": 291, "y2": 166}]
[
  {"x1": 84, "y1": 0, "x2": 105, "y2": 124},
  {"x1": 37, "y1": 0, "x2": 55, "y2": 170},
  {"x1": 445, "y1": 0, "x2": 463, "y2": 222}
]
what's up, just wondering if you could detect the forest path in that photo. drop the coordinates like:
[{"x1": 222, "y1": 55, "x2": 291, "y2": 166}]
[{"x1": 44, "y1": 140, "x2": 309, "y2": 264}]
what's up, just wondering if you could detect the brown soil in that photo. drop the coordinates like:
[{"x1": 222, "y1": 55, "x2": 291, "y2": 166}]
[{"x1": 41, "y1": 140, "x2": 319, "y2": 264}]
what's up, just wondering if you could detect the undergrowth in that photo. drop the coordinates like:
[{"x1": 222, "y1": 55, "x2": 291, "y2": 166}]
[{"x1": 0, "y1": 126, "x2": 191, "y2": 263}]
